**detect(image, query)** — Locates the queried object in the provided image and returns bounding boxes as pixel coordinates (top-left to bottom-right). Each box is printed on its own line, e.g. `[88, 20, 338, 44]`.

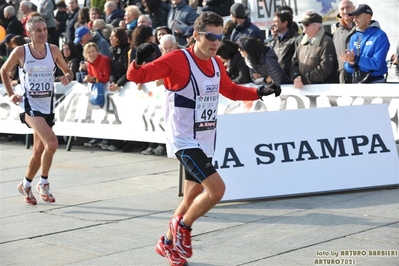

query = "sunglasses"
[198, 32, 224, 41]
[302, 22, 313, 27]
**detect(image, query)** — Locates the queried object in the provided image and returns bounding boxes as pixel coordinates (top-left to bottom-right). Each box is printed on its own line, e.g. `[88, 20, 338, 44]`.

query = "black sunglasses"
[198, 32, 224, 41]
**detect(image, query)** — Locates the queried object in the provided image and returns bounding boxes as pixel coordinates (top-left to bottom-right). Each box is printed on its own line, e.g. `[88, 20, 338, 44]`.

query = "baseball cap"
[182, 26, 194, 37]
[0, 33, 15, 45]
[74, 26, 90, 44]
[299, 11, 323, 24]
[348, 4, 373, 16]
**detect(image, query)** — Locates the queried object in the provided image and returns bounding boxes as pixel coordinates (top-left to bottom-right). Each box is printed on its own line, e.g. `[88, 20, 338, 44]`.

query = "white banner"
[214, 104, 399, 201]
[1, 82, 398, 142]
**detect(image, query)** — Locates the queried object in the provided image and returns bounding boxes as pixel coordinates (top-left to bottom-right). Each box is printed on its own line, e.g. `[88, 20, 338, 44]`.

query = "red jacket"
[87, 54, 111, 83]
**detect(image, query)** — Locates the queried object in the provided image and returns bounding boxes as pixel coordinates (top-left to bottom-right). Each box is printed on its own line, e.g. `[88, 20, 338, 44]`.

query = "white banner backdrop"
[1, 82, 398, 141]
[213, 104, 399, 201]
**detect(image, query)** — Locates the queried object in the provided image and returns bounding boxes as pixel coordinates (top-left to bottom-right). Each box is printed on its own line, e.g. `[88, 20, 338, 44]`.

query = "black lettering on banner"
[348, 135, 369, 155]
[218, 147, 245, 169]
[255, 143, 275, 165]
[296, 141, 319, 161]
[256, 0, 299, 19]
[102, 94, 122, 125]
[369, 134, 390, 154]
[318, 137, 349, 158]
[274, 142, 295, 162]
[141, 104, 164, 132]
[56, 92, 80, 122]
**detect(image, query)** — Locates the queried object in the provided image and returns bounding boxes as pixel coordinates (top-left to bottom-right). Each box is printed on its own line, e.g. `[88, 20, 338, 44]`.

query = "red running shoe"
[36, 183, 56, 202]
[170, 215, 192, 258]
[155, 236, 188, 266]
[17, 182, 37, 205]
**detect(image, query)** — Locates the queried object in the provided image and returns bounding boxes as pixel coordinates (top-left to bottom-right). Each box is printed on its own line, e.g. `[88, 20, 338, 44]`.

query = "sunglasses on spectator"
[302, 23, 313, 27]
[198, 32, 224, 41]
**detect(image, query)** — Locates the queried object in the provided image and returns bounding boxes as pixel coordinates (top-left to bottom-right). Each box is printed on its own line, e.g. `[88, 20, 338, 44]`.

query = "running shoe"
[36, 183, 56, 202]
[155, 236, 188, 266]
[18, 182, 37, 205]
[170, 215, 192, 258]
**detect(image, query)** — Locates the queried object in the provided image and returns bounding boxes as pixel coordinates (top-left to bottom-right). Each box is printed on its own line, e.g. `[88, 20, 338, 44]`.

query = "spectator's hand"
[108, 82, 119, 92]
[257, 83, 281, 99]
[392, 54, 398, 65]
[340, 49, 355, 64]
[119, 20, 126, 28]
[137, 83, 143, 90]
[83, 75, 94, 83]
[79, 62, 87, 71]
[136, 43, 155, 65]
[293, 76, 304, 88]
[252, 72, 262, 79]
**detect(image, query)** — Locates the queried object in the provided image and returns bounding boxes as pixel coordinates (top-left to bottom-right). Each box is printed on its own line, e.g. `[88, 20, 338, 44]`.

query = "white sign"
[213, 104, 399, 201]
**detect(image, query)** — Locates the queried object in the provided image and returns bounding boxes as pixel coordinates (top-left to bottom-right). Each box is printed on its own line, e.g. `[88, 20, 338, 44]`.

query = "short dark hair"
[216, 40, 239, 60]
[194, 11, 224, 32]
[237, 36, 270, 67]
[274, 10, 293, 29]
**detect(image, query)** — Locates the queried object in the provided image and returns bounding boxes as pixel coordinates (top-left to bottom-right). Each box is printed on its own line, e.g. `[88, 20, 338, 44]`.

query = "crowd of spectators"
[0, 0, 396, 152]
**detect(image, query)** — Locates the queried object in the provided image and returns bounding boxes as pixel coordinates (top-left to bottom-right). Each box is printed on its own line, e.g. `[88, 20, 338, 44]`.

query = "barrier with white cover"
[0, 82, 398, 201]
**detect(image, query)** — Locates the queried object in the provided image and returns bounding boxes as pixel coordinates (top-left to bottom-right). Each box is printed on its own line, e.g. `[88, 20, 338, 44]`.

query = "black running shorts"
[175, 148, 216, 184]
[20, 111, 55, 128]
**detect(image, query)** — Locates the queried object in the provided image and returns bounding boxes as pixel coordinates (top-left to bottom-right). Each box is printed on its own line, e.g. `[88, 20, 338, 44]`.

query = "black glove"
[257, 83, 281, 99]
[136, 43, 155, 65]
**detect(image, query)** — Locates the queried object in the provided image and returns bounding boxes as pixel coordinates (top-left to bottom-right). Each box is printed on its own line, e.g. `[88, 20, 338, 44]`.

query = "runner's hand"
[257, 84, 282, 99]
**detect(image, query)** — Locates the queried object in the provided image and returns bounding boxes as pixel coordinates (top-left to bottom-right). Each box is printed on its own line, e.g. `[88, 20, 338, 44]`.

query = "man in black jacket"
[4, 6, 23, 36]
[271, 10, 298, 78]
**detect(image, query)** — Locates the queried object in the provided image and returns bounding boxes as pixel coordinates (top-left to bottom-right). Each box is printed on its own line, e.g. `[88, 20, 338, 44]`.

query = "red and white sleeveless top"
[164, 49, 221, 158]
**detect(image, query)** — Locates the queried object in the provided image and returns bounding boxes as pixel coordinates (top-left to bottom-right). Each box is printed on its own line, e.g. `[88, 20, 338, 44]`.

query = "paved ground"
[1, 140, 398, 266]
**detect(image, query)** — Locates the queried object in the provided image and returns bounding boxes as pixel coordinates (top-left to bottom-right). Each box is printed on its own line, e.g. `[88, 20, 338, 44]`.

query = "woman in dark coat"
[216, 40, 251, 84]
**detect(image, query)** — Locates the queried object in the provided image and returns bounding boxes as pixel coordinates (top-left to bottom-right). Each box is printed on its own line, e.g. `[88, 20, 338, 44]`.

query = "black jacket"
[65, 8, 79, 42]
[6, 16, 23, 36]
[110, 44, 130, 87]
[272, 27, 298, 78]
[202, 0, 232, 17]
[228, 52, 251, 84]
[106, 9, 125, 28]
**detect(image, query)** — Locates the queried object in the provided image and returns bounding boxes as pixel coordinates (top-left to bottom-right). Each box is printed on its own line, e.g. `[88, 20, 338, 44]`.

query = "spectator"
[74, 7, 90, 30]
[333, 0, 356, 83]
[340, 4, 390, 83]
[167, 0, 198, 46]
[81, 42, 112, 149]
[271, 9, 299, 78]
[277, 5, 300, 34]
[137, 14, 152, 27]
[0, 0, 9, 28]
[222, 19, 235, 41]
[229, 3, 264, 43]
[202, 0, 232, 17]
[9, 35, 26, 86]
[104, 0, 124, 28]
[0, 33, 15, 58]
[74, 26, 112, 58]
[238, 36, 291, 85]
[182, 25, 193, 46]
[4, 6, 23, 36]
[216, 39, 251, 84]
[155, 25, 172, 45]
[60, 41, 82, 80]
[65, 0, 80, 43]
[120, 5, 141, 30]
[129, 25, 161, 63]
[54, 1, 69, 46]
[19, 0, 33, 37]
[88, 7, 102, 30]
[142, 0, 170, 29]
[38, 0, 57, 46]
[291, 11, 338, 88]
[108, 27, 129, 92]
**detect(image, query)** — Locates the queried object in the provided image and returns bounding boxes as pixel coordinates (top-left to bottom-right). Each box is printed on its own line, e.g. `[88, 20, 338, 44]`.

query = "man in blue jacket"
[340, 4, 390, 83]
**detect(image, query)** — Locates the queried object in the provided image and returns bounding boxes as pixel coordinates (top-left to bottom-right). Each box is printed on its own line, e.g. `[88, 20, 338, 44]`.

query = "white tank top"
[19, 43, 56, 114]
[164, 49, 221, 158]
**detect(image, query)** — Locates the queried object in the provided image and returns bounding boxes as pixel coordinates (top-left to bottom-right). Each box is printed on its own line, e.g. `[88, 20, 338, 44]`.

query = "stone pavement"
[0, 141, 398, 266]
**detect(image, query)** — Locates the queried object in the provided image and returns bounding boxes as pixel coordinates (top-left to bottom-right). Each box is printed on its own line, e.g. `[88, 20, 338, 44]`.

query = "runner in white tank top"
[0, 17, 74, 206]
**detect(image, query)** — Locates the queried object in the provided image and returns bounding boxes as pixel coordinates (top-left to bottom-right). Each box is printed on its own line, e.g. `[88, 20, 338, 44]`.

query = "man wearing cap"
[333, 0, 356, 83]
[0, 33, 15, 56]
[74, 26, 111, 58]
[340, 4, 390, 83]
[229, 3, 264, 43]
[291, 10, 338, 88]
